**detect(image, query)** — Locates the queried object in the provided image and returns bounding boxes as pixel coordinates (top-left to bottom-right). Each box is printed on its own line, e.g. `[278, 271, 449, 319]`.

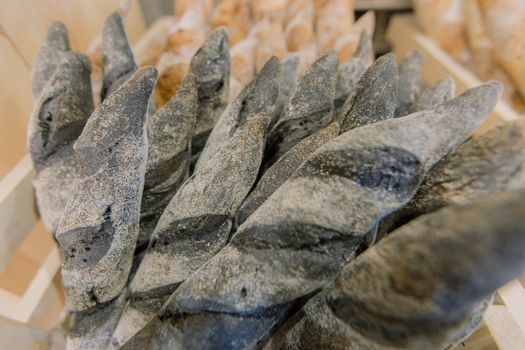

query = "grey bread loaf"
[138, 74, 198, 245]
[395, 51, 425, 117]
[265, 53, 339, 166]
[190, 27, 230, 158]
[271, 54, 300, 128]
[66, 290, 127, 350]
[266, 190, 525, 350]
[329, 189, 525, 349]
[31, 21, 71, 99]
[101, 12, 138, 101]
[412, 76, 455, 112]
[195, 56, 280, 171]
[235, 122, 340, 227]
[378, 120, 525, 238]
[334, 32, 371, 117]
[413, 120, 525, 210]
[55, 67, 157, 311]
[338, 53, 398, 133]
[28, 52, 94, 234]
[109, 113, 270, 349]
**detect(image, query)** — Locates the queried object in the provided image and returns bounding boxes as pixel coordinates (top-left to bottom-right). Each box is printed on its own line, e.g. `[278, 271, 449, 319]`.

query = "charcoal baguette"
[28, 52, 94, 235]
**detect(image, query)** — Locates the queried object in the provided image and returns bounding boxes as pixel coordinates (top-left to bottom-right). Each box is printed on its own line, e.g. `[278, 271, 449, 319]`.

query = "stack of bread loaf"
[414, 0, 525, 114]
[89, 0, 374, 108]
[26, 1, 525, 349]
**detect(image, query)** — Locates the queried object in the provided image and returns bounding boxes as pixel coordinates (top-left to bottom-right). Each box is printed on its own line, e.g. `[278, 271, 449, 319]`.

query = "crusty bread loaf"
[154, 53, 190, 107]
[211, 0, 251, 45]
[463, 0, 493, 80]
[414, 0, 470, 63]
[284, 0, 315, 51]
[334, 10, 374, 63]
[175, 0, 215, 20]
[134, 16, 176, 67]
[166, 3, 209, 58]
[316, 0, 354, 53]
[478, 0, 525, 101]
[255, 18, 288, 71]
[251, 0, 289, 21]
[230, 36, 257, 93]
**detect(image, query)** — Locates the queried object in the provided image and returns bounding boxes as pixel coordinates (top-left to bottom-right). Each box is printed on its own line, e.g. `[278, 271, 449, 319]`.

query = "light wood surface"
[0, 155, 37, 272]
[0, 316, 51, 349]
[11, 245, 60, 325]
[497, 281, 525, 337]
[485, 305, 525, 350]
[0, 24, 32, 178]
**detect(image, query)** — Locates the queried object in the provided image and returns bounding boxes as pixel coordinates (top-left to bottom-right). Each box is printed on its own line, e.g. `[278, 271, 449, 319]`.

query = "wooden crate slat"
[450, 325, 498, 350]
[0, 155, 37, 272]
[497, 280, 525, 337]
[0, 316, 50, 349]
[11, 246, 60, 324]
[0, 24, 33, 178]
[0, 0, 145, 64]
[387, 14, 521, 136]
[0, 289, 21, 317]
[484, 305, 525, 350]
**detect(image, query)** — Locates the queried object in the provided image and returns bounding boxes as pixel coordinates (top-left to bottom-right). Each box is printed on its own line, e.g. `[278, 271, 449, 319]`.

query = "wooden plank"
[17, 221, 54, 265]
[0, 155, 37, 272]
[26, 267, 64, 330]
[0, 220, 54, 297]
[0, 250, 39, 296]
[387, 14, 521, 136]
[450, 325, 497, 350]
[0, 24, 32, 178]
[0, 0, 62, 65]
[11, 246, 60, 324]
[0, 0, 145, 65]
[55, 0, 146, 48]
[0, 316, 50, 350]
[484, 305, 525, 350]
[497, 280, 525, 337]
[355, 0, 412, 11]
[0, 289, 20, 317]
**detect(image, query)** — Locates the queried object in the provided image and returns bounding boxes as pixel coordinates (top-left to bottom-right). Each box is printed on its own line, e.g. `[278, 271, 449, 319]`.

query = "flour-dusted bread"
[414, 0, 470, 63]
[334, 11, 375, 63]
[478, 0, 525, 101]
[316, 0, 354, 53]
